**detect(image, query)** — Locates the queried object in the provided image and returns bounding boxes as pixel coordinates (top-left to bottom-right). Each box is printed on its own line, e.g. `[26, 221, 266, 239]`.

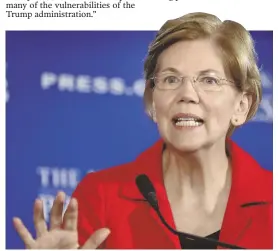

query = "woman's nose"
[176, 77, 200, 104]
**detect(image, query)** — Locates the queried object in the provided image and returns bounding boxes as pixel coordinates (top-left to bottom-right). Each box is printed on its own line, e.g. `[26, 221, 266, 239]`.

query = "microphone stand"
[155, 207, 245, 249]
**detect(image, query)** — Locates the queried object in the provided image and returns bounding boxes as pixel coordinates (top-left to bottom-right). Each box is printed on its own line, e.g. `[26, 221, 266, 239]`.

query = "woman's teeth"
[175, 121, 203, 127]
[174, 118, 203, 127]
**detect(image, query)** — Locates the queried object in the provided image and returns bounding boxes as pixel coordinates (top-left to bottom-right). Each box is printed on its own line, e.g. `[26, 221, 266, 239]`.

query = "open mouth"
[172, 114, 204, 128]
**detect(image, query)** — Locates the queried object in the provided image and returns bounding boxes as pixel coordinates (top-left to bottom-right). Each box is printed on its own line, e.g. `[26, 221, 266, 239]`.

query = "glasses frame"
[150, 74, 236, 92]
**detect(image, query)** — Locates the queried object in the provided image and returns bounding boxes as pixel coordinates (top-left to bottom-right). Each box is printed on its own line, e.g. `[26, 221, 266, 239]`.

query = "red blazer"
[72, 140, 273, 249]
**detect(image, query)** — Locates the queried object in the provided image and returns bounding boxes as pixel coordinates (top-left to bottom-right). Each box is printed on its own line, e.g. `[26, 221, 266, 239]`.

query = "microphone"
[135, 174, 245, 249]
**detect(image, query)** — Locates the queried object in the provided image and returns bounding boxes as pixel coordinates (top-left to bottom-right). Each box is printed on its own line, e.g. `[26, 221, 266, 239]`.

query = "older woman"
[13, 12, 272, 249]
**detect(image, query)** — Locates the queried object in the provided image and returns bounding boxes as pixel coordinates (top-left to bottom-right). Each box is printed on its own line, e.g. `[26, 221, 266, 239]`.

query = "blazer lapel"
[219, 193, 253, 248]
[219, 140, 273, 249]
[219, 198, 272, 248]
[119, 139, 181, 248]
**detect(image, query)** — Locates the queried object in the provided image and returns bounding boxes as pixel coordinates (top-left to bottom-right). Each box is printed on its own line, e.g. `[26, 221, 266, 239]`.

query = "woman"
[13, 12, 272, 249]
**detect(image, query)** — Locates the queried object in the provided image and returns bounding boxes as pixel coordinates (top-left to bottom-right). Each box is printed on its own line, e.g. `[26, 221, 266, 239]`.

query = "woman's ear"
[231, 92, 252, 126]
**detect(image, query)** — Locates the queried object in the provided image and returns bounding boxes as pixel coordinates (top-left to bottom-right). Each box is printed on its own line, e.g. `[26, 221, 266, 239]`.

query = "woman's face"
[152, 39, 249, 152]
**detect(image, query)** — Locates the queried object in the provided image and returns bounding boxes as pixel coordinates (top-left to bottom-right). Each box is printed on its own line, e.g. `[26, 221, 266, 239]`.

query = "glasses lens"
[196, 76, 221, 91]
[156, 75, 181, 90]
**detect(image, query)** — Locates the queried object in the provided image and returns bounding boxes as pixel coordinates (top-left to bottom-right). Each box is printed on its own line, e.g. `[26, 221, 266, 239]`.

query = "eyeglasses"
[150, 74, 236, 92]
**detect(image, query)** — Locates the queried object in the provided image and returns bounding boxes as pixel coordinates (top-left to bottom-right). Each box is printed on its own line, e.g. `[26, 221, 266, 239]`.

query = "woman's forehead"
[156, 40, 226, 75]
[157, 67, 224, 76]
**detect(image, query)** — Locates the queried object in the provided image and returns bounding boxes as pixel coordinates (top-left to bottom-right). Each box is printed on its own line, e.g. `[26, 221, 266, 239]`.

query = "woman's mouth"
[172, 113, 204, 128]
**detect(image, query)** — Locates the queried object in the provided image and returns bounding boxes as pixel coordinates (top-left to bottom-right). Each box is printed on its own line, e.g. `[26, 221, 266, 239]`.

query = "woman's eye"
[164, 76, 179, 84]
[200, 76, 218, 85]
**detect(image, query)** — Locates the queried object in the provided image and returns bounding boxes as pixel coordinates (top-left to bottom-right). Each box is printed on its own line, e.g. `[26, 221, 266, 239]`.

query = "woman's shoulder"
[230, 139, 272, 176]
[230, 139, 272, 200]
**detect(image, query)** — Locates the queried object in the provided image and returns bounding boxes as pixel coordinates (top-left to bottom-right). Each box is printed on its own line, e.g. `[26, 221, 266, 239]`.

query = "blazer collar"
[119, 139, 165, 201]
[228, 139, 272, 205]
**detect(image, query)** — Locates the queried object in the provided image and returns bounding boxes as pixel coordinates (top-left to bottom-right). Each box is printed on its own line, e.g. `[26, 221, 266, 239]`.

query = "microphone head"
[135, 174, 159, 211]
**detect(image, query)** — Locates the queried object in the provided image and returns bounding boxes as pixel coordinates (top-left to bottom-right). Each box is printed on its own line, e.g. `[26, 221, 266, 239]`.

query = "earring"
[233, 118, 238, 125]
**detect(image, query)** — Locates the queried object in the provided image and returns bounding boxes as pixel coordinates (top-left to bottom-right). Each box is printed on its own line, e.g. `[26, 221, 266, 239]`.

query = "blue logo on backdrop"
[40, 72, 145, 97]
[6, 31, 273, 249]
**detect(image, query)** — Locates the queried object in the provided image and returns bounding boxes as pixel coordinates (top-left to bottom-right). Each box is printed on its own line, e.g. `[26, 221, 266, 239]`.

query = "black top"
[179, 230, 221, 249]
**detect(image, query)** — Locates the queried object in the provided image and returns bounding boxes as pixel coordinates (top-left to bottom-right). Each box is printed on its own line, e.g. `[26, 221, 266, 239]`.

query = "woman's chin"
[166, 137, 204, 153]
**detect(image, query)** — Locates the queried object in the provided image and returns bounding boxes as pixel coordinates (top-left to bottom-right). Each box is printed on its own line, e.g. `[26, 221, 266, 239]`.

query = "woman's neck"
[163, 141, 232, 213]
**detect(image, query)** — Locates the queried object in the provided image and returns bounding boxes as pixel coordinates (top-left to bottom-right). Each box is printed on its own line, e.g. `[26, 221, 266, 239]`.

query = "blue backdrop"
[6, 31, 273, 249]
